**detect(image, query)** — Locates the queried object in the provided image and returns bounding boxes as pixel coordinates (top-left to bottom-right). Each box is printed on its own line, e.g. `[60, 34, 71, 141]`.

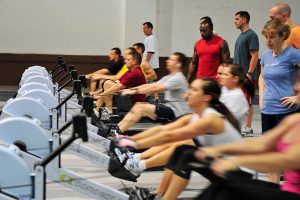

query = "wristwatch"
[247, 71, 253, 76]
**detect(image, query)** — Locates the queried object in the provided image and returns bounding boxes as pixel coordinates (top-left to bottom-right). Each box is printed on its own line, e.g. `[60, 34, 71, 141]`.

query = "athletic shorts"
[155, 104, 175, 120]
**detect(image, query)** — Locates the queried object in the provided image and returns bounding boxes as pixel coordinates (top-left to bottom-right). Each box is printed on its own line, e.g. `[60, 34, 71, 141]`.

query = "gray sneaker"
[242, 127, 254, 137]
[101, 107, 113, 120]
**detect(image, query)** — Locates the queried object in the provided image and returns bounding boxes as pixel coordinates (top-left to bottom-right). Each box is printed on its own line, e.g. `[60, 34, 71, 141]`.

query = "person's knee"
[103, 80, 114, 91]
[170, 142, 189, 151]
[173, 145, 196, 155]
[131, 103, 146, 112]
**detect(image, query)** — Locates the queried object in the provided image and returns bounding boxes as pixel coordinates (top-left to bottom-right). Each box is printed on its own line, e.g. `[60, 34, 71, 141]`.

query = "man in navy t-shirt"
[233, 11, 259, 136]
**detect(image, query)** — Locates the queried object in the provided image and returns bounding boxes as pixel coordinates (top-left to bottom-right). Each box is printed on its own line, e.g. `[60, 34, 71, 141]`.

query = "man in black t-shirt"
[86, 47, 124, 92]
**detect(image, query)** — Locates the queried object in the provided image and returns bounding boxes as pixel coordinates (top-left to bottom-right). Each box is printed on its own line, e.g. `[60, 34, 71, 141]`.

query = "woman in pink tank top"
[194, 71, 300, 198]
[277, 127, 300, 195]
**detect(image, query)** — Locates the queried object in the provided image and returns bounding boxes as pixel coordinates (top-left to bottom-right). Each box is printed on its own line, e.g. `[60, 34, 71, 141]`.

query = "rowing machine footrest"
[108, 156, 139, 182]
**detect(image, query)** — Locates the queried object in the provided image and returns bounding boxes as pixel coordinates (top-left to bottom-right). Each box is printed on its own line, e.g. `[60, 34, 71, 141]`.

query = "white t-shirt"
[220, 87, 249, 128]
[143, 34, 159, 69]
[195, 108, 242, 146]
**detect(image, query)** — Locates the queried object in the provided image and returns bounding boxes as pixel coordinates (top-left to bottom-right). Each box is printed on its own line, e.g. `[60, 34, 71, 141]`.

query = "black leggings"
[165, 145, 201, 179]
[165, 144, 226, 182]
[166, 145, 300, 200]
[261, 111, 296, 133]
[196, 176, 300, 200]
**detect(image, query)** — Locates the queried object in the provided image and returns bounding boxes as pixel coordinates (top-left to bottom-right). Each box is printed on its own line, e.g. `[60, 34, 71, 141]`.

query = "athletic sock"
[138, 160, 147, 171]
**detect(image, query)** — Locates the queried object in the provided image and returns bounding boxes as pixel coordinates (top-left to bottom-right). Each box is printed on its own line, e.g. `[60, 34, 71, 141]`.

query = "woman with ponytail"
[219, 63, 254, 128]
[117, 79, 243, 181]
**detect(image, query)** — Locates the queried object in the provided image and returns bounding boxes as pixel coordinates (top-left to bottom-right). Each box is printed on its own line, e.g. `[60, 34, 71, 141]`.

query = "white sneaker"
[125, 159, 144, 176]
[126, 152, 140, 161]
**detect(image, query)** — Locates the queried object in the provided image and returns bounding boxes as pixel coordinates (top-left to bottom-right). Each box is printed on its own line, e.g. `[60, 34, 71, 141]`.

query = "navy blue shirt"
[234, 29, 259, 79]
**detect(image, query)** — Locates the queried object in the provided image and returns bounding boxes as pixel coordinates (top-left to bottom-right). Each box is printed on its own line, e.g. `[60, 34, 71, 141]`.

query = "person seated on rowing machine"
[114, 63, 252, 178]
[90, 44, 157, 98]
[93, 50, 146, 120]
[116, 78, 246, 179]
[152, 71, 300, 200]
[101, 52, 192, 136]
[86, 47, 124, 93]
[89, 47, 135, 97]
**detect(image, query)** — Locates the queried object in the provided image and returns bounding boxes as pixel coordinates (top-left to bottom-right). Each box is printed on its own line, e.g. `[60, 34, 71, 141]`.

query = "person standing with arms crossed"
[233, 11, 259, 136]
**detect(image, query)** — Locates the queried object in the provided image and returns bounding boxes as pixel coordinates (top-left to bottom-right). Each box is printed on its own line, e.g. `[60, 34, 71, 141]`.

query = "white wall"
[0, 0, 299, 57]
[122, 0, 157, 50]
[0, 0, 123, 55]
[170, 0, 300, 57]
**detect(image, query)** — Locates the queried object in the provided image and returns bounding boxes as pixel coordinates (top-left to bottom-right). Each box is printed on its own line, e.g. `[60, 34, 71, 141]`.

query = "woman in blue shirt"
[259, 18, 300, 182]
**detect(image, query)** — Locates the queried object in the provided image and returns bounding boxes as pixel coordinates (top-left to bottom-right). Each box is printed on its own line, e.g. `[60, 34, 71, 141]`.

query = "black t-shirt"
[106, 58, 125, 75]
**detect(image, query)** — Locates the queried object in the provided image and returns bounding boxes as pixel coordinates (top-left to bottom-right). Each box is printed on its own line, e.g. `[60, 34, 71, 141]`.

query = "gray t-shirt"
[158, 72, 192, 117]
[233, 29, 259, 79]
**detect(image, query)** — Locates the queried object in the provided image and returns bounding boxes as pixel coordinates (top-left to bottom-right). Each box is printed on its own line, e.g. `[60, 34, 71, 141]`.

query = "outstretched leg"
[156, 144, 198, 199]
[140, 143, 173, 160]
[118, 103, 156, 132]
[145, 140, 195, 169]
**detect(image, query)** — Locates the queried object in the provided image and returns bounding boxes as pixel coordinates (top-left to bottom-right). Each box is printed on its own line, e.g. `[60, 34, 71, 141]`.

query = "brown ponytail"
[201, 78, 241, 132]
[223, 63, 255, 98]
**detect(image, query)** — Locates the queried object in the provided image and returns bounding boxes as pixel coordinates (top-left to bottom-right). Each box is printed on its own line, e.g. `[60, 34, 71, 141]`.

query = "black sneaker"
[97, 124, 109, 138]
[121, 186, 156, 200]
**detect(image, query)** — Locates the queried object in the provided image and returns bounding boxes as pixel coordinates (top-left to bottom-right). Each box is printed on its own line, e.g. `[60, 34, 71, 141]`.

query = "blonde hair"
[261, 19, 290, 40]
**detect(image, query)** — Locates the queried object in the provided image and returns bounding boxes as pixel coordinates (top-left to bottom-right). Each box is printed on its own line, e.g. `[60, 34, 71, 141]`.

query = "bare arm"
[121, 82, 157, 93]
[86, 68, 110, 78]
[134, 114, 224, 149]
[91, 74, 121, 81]
[248, 50, 259, 74]
[99, 82, 125, 96]
[145, 52, 153, 62]
[220, 40, 231, 63]
[228, 145, 300, 173]
[258, 66, 264, 110]
[196, 114, 297, 159]
[136, 82, 166, 94]
[131, 114, 192, 141]
[141, 60, 157, 80]
[280, 62, 300, 107]
[187, 48, 198, 82]
[121, 82, 166, 95]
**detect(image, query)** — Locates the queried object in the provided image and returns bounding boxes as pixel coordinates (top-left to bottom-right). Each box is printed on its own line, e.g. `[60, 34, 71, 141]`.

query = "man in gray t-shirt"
[157, 72, 191, 117]
[111, 52, 192, 134]
[233, 11, 259, 136]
